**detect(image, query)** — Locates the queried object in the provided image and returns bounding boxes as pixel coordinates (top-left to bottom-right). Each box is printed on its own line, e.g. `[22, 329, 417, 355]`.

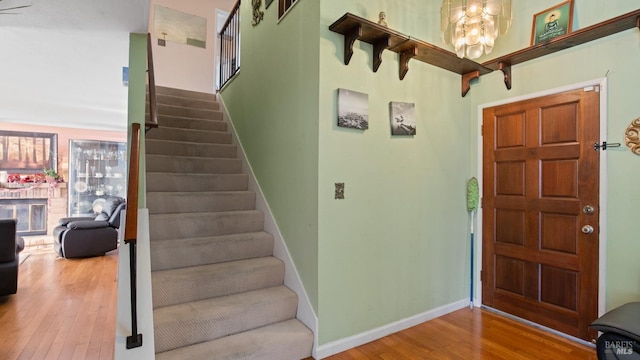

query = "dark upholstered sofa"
[53, 197, 125, 258]
[0, 219, 24, 296]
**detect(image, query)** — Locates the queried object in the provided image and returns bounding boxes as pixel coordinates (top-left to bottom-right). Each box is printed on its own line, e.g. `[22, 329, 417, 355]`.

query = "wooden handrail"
[146, 33, 158, 129]
[124, 123, 141, 243]
[220, 0, 240, 36]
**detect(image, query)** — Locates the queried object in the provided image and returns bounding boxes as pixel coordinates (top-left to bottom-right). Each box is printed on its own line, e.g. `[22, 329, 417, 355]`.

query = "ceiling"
[0, 0, 150, 132]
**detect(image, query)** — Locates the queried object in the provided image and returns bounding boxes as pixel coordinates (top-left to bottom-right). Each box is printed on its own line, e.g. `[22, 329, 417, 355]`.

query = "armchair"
[0, 219, 24, 296]
[53, 197, 125, 259]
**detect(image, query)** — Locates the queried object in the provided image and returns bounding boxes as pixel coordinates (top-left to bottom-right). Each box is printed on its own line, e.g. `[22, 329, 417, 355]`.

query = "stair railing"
[124, 122, 142, 349]
[218, 0, 241, 90]
[147, 32, 159, 130]
[122, 32, 158, 350]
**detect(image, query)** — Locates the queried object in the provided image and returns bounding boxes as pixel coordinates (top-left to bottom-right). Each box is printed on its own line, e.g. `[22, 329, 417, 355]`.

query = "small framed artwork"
[531, 0, 574, 45]
[389, 102, 416, 135]
[337, 88, 369, 130]
[265, 0, 274, 9]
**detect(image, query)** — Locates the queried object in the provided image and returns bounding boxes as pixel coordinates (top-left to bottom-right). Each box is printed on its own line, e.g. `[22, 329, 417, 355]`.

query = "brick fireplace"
[0, 183, 67, 237]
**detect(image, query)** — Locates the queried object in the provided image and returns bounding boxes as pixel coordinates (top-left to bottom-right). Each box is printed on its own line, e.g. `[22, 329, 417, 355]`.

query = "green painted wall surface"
[220, 1, 320, 310]
[319, 1, 472, 345]
[127, 33, 148, 207]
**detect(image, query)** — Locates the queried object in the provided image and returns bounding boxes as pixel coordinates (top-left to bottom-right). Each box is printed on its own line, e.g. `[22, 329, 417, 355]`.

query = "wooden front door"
[482, 87, 600, 341]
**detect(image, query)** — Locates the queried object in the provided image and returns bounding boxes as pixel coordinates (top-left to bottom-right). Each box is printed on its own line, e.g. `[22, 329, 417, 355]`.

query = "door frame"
[474, 77, 608, 319]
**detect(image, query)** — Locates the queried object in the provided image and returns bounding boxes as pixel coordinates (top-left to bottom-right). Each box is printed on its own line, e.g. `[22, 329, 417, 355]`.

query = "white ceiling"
[0, 0, 150, 132]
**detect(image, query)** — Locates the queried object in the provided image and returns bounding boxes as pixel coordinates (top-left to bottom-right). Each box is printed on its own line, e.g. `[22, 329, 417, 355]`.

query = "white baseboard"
[315, 299, 468, 359]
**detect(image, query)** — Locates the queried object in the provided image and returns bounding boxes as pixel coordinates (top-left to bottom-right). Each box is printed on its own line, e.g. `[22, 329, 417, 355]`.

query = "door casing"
[473, 78, 608, 321]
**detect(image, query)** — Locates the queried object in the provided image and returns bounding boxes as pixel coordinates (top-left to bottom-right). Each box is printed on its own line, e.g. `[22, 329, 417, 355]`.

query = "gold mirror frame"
[625, 118, 640, 155]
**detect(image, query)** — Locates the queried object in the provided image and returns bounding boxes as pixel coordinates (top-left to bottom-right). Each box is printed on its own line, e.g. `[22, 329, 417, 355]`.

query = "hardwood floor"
[0, 247, 597, 360]
[314, 308, 597, 360]
[0, 248, 118, 360]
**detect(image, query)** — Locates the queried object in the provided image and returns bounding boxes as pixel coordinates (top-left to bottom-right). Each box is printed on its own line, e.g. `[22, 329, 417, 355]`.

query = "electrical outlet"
[335, 182, 345, 199]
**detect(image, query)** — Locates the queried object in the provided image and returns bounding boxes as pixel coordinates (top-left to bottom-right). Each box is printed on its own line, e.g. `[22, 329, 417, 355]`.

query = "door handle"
[581, 225, 595, 234]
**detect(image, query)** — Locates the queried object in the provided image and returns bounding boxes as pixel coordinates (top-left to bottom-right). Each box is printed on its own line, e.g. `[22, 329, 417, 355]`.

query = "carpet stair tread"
[147, 191, 256, 214]
[153, 286, 298, 353]
[155, 319, 313, 360]
[150, 232, 274, 271]
[146, 172, 249, 192]
[152, 256, 284, 308]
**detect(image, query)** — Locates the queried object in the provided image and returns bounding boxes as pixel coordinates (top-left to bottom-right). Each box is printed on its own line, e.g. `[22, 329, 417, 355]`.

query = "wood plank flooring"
[0, 247, 597, 360]
[315, 307, 597, 360]
[0, 249, 118, 360]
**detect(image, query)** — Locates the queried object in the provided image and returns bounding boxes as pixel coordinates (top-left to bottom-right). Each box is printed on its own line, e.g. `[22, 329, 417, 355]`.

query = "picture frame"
[0, 131, 58, 173]
[531, 0, 574, 45]
[154, 5, 207, 49]
[389, 102, 416, 135]
[337, 88, 369, 130]
[265, 0, 274, 9]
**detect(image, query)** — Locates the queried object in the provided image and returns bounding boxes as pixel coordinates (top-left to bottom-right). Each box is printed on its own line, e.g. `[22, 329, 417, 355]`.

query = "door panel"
[482, 87, 600, 341]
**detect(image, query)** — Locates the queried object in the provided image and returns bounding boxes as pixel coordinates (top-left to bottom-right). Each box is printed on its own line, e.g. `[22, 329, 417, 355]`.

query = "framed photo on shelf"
[0, 131, 57, 173]
[531, 0, 574, 45]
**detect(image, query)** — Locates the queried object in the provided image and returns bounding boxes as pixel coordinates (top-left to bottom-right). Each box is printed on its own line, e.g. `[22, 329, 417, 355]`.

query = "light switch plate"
[335, 182, 345, 199]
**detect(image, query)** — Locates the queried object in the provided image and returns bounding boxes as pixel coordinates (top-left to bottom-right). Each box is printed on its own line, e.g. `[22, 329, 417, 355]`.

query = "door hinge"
[481, 125, 484, 136]
[480, 270, 483, 282]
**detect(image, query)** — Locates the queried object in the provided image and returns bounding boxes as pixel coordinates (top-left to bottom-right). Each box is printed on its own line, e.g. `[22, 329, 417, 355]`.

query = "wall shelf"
[329, 9, 640, 97]
[483, 9, 640, 91]
[329, 13, 492, 97]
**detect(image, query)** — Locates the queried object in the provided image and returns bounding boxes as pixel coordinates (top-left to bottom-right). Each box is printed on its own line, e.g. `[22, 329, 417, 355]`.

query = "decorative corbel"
[462, 71, 480, 97]
[343, 25, 362, 65]
[373, 35, 390, 72]
[498, 62, 512, 90]
[399, 47, 417, 80]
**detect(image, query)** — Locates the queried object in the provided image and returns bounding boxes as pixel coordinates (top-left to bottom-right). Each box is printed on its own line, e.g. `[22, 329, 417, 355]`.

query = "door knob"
[581, 225, 594, 234]
[583, 205, 595, 215]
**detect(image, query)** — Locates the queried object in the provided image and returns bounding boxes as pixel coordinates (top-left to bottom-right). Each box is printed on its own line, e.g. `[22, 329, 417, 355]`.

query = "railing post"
[125, 239, 142, 349]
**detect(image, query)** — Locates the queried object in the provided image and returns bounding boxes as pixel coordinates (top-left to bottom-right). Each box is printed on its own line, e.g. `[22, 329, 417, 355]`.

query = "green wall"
[219, 1, 321, 310]
[319, 1, 471, 345]
[223, 0, 640, 349]
[127, 33, 148, 207]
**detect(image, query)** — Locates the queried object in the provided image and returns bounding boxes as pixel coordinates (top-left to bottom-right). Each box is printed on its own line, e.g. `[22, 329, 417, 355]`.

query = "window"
[278, 0, 298, 18]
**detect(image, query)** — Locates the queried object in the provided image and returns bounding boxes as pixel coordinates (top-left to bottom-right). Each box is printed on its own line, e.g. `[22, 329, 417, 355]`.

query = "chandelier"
[441, 0, 512, 59]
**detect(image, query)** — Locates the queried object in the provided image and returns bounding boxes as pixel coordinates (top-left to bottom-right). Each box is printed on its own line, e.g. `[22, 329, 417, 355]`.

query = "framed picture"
[531, 0, 574, 45]
[389, 102, 416, 135]
[265, 0, 274, 9]
[0, 131, 58, 173]
[337, 88, 369, 130]
[154, 5, 207, 48]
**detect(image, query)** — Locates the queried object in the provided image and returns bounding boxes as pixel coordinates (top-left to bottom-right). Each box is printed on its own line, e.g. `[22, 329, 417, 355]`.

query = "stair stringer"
[217, 94, 318, 357]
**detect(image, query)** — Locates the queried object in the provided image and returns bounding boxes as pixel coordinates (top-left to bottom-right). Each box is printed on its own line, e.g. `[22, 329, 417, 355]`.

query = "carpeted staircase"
[146, 86, 313, 359]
